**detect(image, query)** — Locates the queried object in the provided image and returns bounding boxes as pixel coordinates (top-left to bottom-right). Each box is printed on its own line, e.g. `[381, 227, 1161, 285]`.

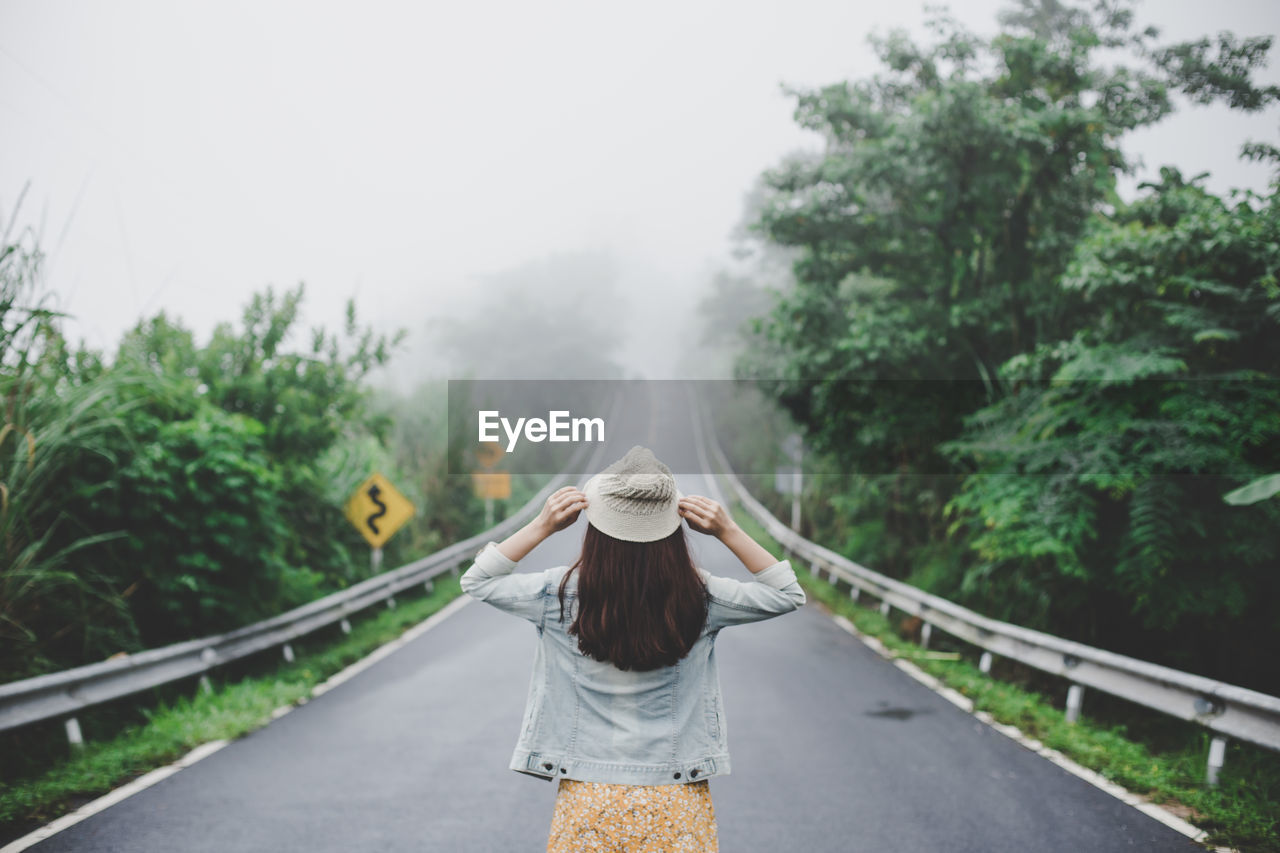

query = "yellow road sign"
[476, 441, 504, 469]
[472, 471, 511, 500]
[345, 473, 415, 549]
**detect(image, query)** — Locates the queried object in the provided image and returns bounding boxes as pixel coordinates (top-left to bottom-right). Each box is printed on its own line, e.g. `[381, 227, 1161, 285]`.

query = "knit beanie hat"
[583, 445, 685, 543]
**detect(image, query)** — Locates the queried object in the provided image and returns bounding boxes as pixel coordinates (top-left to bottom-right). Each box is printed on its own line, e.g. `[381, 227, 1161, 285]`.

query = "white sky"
[2, 0, 1277, 382]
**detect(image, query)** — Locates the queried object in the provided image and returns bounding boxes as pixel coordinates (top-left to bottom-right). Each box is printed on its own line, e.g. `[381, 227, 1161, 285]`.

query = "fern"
[1115, 475, 1181, 616]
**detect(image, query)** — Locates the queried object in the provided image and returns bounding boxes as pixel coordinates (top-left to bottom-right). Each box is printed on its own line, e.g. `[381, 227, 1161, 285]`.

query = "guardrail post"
[810, 562, 819, 577]
[828, 570, 839, 585]
[1066, 684, 1085, 724]
[979, 651, 993, 674]
[850, 586, 860, 603]
[198, 675, 213, 696]
[920, 623, 932, 651]
[879, 600, 891, 618]
[424, 579, 434, 594]
[282, 643, 295, 663]
[386, 596, 397, 610]
[1207, 736, 1227, 786]
[65, 716, 84, 751]
[340, 618, 352, 634]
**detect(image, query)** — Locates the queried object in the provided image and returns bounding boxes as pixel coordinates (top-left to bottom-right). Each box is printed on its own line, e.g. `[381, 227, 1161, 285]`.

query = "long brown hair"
[558, 522, 709, 672]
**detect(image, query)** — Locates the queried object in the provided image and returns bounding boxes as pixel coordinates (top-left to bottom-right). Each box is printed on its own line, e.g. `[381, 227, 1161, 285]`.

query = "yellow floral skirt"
[546, 778, 718, 853]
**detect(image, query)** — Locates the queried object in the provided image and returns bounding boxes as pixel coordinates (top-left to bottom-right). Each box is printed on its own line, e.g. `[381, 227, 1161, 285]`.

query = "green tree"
[724, 0, 1280, 688]
[71, 397, 312, 644]
[2, 270, 409, 676]
[939, 169, 1280, 687]
[112, 286, 406, 597]
[745, 0, 1277, 465]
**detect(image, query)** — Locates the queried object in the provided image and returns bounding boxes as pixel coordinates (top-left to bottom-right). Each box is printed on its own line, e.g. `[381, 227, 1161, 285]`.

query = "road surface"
[26, 384, 1203, 851]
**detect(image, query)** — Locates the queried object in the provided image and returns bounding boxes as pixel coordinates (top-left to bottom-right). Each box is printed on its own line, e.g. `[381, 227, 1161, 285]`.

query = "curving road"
[24, 385, 1203, 852]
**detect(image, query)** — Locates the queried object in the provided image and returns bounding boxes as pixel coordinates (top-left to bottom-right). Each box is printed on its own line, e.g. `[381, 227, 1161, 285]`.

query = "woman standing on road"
[461, 445, 806, 853]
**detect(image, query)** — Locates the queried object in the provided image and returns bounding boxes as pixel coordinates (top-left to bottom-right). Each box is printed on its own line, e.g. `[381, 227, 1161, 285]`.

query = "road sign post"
[473, 443, 511, 531]
[777, 433, 804, 532]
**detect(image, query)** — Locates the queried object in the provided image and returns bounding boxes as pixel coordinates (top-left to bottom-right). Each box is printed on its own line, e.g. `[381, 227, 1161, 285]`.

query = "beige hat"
[583, 445, 685, 542]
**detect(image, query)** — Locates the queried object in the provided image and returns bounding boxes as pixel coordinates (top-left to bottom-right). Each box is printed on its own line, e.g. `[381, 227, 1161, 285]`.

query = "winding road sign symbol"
[344, 473, 414, 548]
[366, 484, 387, 534]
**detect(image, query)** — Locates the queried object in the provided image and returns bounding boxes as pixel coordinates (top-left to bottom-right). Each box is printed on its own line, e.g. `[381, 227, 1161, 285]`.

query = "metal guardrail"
[692, 396, 1280, 782]
[0, 440, 601, 736]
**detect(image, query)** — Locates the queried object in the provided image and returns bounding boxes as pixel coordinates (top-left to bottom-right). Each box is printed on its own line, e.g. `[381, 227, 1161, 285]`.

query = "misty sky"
[2, 0, 1277, 383]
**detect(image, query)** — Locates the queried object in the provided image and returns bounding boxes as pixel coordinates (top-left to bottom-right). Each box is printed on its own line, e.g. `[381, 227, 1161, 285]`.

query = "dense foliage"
[729, 0, 1280, 691]
[0, 235, 412, 680]
[939, 172, 1280, 683]
[0, 225, 576, 687]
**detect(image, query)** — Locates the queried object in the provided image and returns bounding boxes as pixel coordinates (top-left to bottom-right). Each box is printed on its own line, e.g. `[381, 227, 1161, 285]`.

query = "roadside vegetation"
[694, 0, 1280, 713]
[689, 4, 1280, 847]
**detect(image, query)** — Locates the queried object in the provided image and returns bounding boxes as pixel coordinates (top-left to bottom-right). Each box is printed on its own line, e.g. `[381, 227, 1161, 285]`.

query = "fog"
[2, 0, 1277, 385]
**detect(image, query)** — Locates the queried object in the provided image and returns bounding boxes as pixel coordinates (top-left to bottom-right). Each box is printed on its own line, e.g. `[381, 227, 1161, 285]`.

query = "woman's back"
[458, 445, 805, 852]
[464, 544, 802, 785]
[553, 598, 714, 768]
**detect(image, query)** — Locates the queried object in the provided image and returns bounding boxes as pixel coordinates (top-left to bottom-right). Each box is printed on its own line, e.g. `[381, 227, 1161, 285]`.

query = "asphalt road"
[26, 386, 1204, 851]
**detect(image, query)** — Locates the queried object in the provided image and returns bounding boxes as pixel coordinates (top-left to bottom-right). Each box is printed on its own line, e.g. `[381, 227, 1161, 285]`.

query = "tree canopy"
[727, 0, 1280, 690]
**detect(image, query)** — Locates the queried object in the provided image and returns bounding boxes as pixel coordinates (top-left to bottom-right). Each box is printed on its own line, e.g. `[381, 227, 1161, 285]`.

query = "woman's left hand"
[536, 486, 588, 536]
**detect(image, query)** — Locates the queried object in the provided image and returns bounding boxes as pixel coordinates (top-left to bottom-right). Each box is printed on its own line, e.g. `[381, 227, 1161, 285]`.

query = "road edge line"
[827, 609, 1235, 853]
[0, 594, 473, 853]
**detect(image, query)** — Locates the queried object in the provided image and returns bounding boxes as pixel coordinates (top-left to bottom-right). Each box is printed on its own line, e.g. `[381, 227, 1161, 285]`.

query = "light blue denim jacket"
[460, 540, 806, 786]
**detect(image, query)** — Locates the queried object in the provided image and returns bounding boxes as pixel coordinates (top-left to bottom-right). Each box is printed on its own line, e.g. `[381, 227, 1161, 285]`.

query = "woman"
[461, 445, 805, 852]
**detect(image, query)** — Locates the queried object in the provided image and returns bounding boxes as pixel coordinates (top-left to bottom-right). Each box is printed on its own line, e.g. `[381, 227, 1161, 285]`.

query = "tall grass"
[0, 211, 170, 680]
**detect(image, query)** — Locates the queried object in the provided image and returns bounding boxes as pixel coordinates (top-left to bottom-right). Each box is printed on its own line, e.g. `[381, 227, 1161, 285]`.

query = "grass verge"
[733, 507, 1279, 853]
[0, 574, 465, 846]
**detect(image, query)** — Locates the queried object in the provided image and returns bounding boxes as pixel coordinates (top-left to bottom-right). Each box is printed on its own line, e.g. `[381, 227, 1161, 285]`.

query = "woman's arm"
[678, 495, 778, 573]
[459, 485, 589, 625]
[494, 485, 588, 562]
[680, 494, 805, 631]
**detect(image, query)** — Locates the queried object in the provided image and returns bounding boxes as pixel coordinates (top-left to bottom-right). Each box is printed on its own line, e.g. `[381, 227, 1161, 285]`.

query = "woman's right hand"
[678, 495, 737, 539]
[536, 486, 588, 536]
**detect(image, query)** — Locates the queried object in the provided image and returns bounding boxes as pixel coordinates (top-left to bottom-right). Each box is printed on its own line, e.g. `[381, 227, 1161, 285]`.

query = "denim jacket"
[460, 540, 806, 786]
